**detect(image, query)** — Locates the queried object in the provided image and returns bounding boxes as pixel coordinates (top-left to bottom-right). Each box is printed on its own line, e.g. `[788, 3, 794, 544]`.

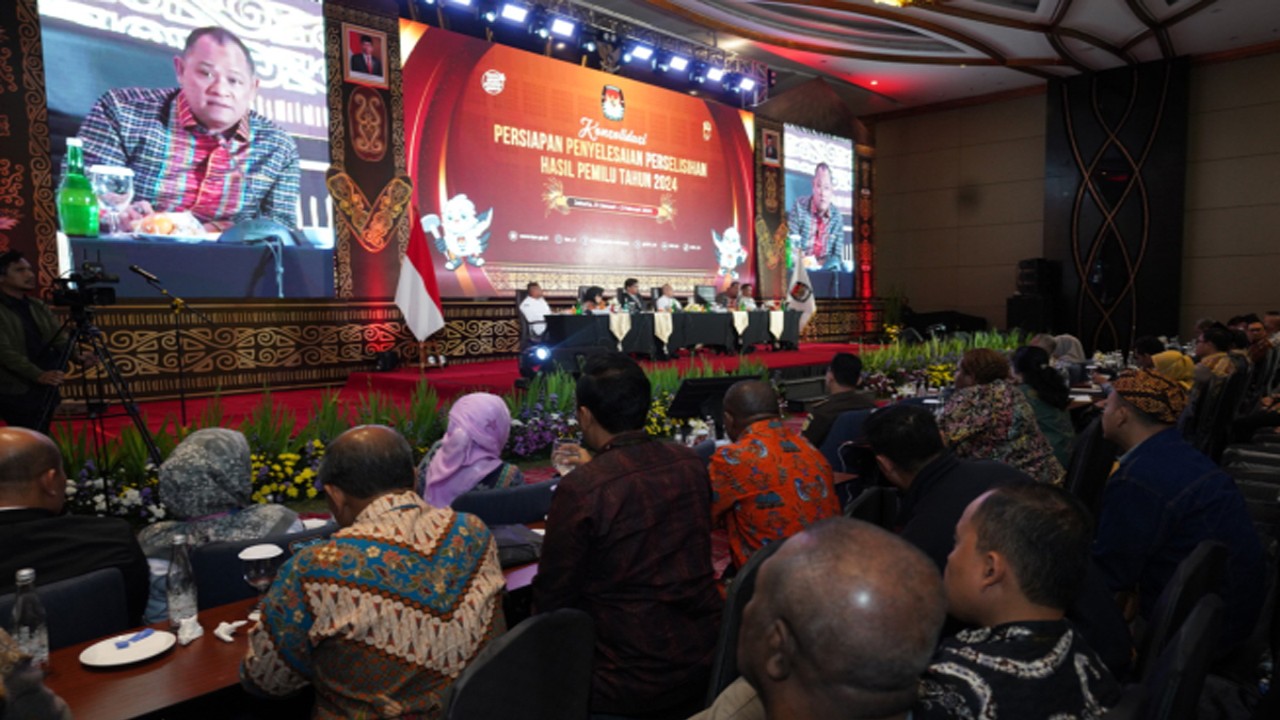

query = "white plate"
[79, 630, 177, 668]
[300, 518, 330, 530]
[239, 543, 284, 561]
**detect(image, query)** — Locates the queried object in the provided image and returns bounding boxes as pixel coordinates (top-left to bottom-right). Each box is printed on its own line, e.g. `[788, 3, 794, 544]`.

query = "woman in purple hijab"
[419, 392, 523, 507]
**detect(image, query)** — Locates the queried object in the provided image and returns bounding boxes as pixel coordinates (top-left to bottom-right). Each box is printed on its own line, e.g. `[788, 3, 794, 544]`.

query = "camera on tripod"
[51, 262, 119, 308]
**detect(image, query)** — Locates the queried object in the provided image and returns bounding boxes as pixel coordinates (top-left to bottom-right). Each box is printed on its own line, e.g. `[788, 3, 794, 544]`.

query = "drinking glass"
[239, 544, 285, 595]
[552, 437, 583, 477]
[88, 165, 135, 235]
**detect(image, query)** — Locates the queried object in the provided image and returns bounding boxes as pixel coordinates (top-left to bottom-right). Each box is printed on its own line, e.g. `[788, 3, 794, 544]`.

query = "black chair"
[705, 539, 785, 706]
[1136, 540, 1228, 680]
[1101, 684, 1147, 720]
[190, 521, 338, 609]
[0, 568, 129, 651]
[1064, 416, 1118, 519]
[1143, 595, 1224, 720]
[451, 480, 556, 527]
[445, 608, 594, 720]
[842, 485, 899, 529]
[817, 409, 873, 472]
[1250, 540, 1280, 720]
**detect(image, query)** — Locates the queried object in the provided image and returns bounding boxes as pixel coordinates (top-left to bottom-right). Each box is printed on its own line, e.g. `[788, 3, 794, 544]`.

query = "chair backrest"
[1064, 416, 1118, 518]
[842, 486, 899, 528]
[818, 409, 873, 471]
[1204, 370, 1250, 462]
[514, 289, 532, 348]
[0, 568, 129, 651]
[1137, 540, 1228, 680]
[446, 608, 594, 720]
[190, 521, 338, 609]
[450, 481, 556, 527]
[1142, 595, 1223, 720]
[1101, 684, 1147, 720]
[705, 539, 785, 706]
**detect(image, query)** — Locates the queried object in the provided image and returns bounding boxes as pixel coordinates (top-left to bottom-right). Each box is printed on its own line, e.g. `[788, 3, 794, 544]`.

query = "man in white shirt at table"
[656, 283, 681, 312]
[519, 282, 552, 342]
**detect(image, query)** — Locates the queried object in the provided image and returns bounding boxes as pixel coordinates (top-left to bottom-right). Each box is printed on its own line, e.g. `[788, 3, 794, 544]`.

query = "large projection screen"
[401, 22, 756, 299]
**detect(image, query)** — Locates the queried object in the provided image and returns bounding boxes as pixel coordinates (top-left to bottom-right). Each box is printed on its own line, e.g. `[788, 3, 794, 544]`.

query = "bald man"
[697, 518, 946, 720]
[710, 381, 837, 573]
[0, 427, 149, 623]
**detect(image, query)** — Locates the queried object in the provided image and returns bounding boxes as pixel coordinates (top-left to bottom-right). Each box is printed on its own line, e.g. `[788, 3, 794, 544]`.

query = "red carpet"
[52, 342, 876, 440]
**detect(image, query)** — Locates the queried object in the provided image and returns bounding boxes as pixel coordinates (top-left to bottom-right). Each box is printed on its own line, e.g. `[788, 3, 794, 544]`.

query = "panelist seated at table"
[738, 283, 759, 310]
[714, 281, 741, 309]
[581, 285, 609, 313]
[618, 278, 647, 314]
[518, 282, 553, 341]
[77, 26, 301, 234]
[655, 283, 681, 312]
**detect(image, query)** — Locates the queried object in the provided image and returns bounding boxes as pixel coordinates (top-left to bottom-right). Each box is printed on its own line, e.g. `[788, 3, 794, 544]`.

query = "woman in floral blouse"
[938, 348, 1065, 484]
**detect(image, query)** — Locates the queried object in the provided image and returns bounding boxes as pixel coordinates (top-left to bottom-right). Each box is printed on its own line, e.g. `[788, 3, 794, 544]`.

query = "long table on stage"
[543, 310, 800, 356]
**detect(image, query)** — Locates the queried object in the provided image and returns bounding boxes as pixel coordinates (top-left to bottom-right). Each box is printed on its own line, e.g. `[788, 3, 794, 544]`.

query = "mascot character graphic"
[421, 194, 493, 270]
[712, 226, 748, 279]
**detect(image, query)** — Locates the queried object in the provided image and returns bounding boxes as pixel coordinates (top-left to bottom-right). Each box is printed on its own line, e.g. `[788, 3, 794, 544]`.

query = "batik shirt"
[916, 620, 1121, 720]
[710, 419, 838, 570]
[78, 88, 300, 229]
[242, 491, 505, 719]
[938, 380, 1065, 485]
[787, 195, 842, 263]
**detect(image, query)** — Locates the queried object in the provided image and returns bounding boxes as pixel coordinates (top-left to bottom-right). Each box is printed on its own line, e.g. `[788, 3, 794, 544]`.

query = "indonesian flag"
[395, 208, 445, 341]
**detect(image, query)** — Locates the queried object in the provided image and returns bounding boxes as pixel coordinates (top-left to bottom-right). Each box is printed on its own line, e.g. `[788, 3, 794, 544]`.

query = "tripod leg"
[83, 331, 163, 467]
[35, 320, 85, 433]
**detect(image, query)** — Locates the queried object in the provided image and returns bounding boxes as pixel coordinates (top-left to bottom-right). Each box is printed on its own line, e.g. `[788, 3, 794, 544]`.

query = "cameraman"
[0, 251, 92, 430]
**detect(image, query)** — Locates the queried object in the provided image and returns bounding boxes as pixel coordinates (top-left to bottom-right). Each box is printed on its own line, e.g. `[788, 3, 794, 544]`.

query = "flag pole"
[419, 342, 425, 373]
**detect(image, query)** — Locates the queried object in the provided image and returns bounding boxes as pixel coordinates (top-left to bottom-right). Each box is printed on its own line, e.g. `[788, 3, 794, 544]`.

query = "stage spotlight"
[580, 29, 598, 52]
[667, 55, 689, 72]
[625, 42, 654, 63]
[737, 76, 757, 92]
[692, 61, 708, 83]
[533, 346, 551, 361]
[499, 3, 529, 23]
[550, 17, 576, 38]
[706, 66, 726, 83]
[448, 0, 473, 6]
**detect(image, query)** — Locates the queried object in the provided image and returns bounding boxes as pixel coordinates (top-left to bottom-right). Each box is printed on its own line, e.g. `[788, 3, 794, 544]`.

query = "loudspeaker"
[1007, 295, 1054, 334]
[1017, 258, 1061, 297]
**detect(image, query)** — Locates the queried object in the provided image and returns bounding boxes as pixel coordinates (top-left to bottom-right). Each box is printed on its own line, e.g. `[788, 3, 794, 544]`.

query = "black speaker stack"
[1007, 258, 1060, 334]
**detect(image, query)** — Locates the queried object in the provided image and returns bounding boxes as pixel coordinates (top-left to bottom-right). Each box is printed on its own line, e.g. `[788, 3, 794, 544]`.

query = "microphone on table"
[129, 265, 161, 283]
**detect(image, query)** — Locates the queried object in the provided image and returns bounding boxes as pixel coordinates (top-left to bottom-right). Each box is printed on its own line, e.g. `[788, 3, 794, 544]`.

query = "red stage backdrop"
[400, 21, 755, 298]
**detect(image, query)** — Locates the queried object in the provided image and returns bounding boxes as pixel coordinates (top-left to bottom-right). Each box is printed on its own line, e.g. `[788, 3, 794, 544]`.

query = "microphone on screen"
[129, 264, 161, 283]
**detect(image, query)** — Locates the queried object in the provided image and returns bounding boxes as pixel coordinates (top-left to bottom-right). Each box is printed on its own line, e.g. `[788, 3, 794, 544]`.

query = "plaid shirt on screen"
[78, 88, 300, 229]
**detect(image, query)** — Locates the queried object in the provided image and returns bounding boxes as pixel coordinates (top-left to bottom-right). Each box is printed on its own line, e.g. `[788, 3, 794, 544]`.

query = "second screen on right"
[784, 124, 854, 298]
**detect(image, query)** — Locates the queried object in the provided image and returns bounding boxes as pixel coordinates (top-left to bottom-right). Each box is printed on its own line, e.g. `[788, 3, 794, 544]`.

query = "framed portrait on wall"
[343, 23, 388, 89]
[761, 128, 781, 167]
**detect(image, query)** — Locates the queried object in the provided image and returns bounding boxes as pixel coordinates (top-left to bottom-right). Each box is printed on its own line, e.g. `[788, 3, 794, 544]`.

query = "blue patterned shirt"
[78, 87, 300, 229]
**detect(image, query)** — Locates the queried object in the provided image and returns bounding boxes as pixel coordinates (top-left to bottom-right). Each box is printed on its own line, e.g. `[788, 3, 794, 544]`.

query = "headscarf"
[1052, 335, 1087, 365]
[1152, 350, 1195, 391]
[1111, 369, 1188, 425]
[159, 428, 252, 519]
[424, 393, 511, 507]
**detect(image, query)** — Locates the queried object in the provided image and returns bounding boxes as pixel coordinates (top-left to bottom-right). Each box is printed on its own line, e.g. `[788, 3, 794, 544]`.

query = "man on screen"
[788, 162, 844, 272]
[350, 35, 383, 77]
[78, 26, 301, 232]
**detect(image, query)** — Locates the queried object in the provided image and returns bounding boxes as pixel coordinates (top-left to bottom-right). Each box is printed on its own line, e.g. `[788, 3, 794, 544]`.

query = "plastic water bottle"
[166, 535, 198, 628]
[12, 568, 48, 668]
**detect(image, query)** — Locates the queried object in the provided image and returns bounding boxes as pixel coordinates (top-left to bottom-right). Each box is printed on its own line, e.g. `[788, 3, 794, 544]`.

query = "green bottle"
[57, 138, 99, 237]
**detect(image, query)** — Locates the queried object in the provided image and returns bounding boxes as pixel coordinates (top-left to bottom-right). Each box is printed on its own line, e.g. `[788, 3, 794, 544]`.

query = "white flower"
[152, 506, 166, 519]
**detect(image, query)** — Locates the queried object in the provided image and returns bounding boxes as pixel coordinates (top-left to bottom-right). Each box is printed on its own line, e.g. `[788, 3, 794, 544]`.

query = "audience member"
[863, 404, 1032, 571]
[242, 425, 505, 717]
[1265, 310, 1280, 343]
[1193, 324, 1237, 380]
[1028, 333, 1057, 357]
[1246, 315, 1271, 365]
[140, 428, 299, 557]
[656, 283, 681, 312]
[418, 392, 523, 507]
[696, 518, 946, 720]
[0, 427, 149, 624]
[534, 353, 722, 719]
[1011, 345, 1075, 467]
[1052, 334, 1089, 384]
[1131, 335, 1165, 369]
[1093, 370, 1266, 651]
[938, 348, 1064, 484]
[801, 352, 875, 448]
[710, 380, 837, 574]
[619, 278, 646, 313]
[917, 485, 1121, 719]
[1152, 349, 1195, 391]
[0, 628, 71, 720]
[519, 281, 552, 341]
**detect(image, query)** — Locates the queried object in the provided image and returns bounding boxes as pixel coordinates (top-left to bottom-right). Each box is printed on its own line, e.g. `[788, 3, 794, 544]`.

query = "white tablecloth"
[653, 313, 674, 344]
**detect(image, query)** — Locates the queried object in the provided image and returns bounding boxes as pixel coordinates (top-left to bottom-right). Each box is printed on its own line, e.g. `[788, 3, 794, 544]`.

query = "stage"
[50, 342, 874, 438]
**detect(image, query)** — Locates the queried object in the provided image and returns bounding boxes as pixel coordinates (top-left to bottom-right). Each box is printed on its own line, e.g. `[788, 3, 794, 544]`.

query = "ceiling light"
[629, 43, 654, 61]
[550, 17, 576, 38]
[448, 0, 473, 6]
[500, 3, 529, 23]
[706, 66, 726, 83]
[668, 55, 689, 72]
[737, 76, 756, 92]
